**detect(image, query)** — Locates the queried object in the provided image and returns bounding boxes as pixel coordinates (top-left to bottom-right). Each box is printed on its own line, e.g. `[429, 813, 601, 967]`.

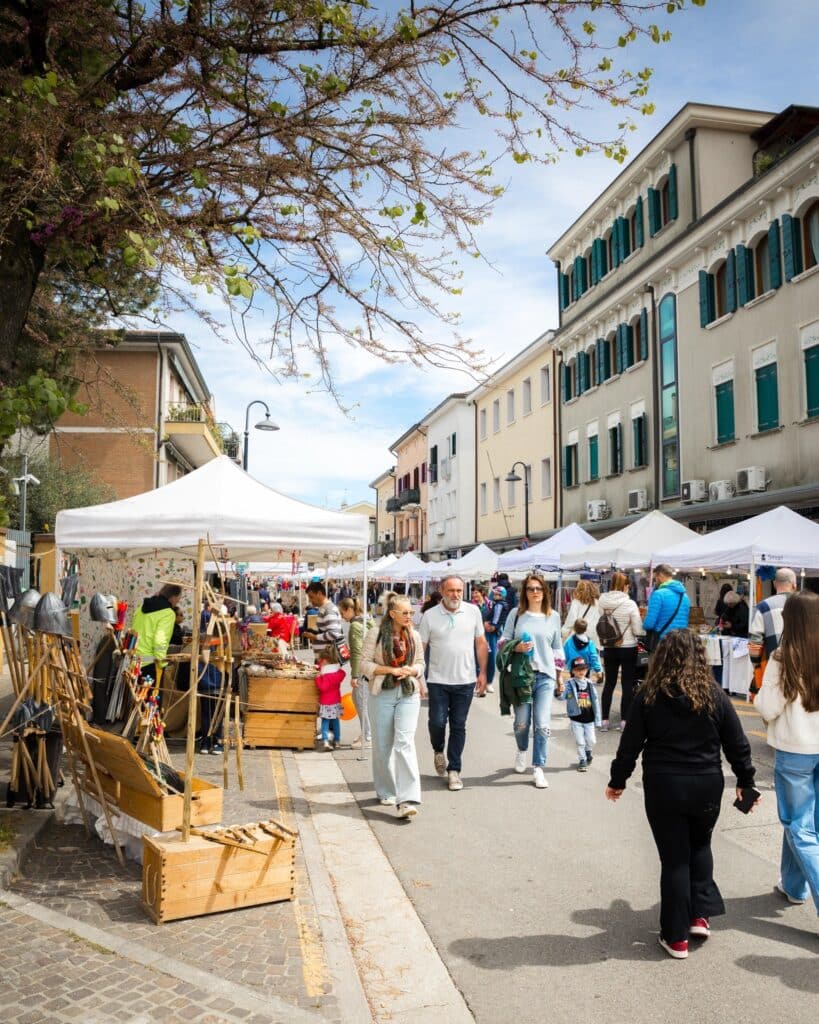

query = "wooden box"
[74, 724, 223, 832]
[142, 828, 295, 923]
[244, 711, 316, 750]
[247, 675, 318, 714]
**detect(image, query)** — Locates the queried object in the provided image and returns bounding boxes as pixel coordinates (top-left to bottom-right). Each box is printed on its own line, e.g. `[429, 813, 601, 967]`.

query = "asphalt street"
[336, 687, 817, 1024]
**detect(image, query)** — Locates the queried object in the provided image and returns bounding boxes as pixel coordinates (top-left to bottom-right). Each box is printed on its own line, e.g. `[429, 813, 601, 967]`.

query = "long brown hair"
[774, 591, 819, 713]
[519, 573, 552, 614]
[642, 629, 717, 714]
[610, 572, 629, 593]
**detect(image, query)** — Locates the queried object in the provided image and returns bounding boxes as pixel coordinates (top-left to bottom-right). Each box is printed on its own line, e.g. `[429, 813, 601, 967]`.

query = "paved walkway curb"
[0, 804, 56, 889]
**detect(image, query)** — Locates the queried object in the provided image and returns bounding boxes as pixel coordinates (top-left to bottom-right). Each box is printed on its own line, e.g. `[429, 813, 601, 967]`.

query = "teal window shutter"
[577, 353, 585, 395]
[590, 242, 598, 285]
[595, 338, 605, 385]
[610, 221, 620, 268]
[561, 363, 570, 403]
[668, 164, 678, 221]
[614, 325, 623, 374]
[573, 256, 581, 300]
[559, 272, 570, 310]
[635, 196, 645, 248]
[598, 237, 608, 278]
[618, 216, 630, 261]
[698, 270, 715, 327]
[736, 245, 752, 305]
[603, 337, 611, 380]
[579, 256, 588, 295]
[755, 362, 779, 432]
[806, 345, 819, 419]
[726, 249, 737, 313]
[768, 220, 782, 289]
[639, 308, 649, 361]
[715, 380, 735, 444]
[632, 414, 648, 467]
[588, 435, 599, 480]
[648, 187, 661, 236]
[562, 446, 570, 488]
[782, 213, 803, 281]
[625, 324, 635, 369]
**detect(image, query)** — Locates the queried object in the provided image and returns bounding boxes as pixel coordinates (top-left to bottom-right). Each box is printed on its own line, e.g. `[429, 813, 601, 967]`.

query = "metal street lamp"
[242, 399, 279, 471]
[505, 461, 530, 546]
[12, 453, 40, 533]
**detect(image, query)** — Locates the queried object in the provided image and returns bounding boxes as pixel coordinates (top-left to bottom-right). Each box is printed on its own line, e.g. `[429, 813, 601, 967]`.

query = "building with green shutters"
[547, 102, 819, 535]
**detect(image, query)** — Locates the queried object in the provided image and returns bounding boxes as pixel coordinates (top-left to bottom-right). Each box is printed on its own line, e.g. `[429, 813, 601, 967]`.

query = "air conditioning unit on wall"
[627, 489, 649, 513]
[587, 499, 611, 522]
[736, 466, 768, 493]
[681, 479, 707, 504]
[708, 479, 736, 502]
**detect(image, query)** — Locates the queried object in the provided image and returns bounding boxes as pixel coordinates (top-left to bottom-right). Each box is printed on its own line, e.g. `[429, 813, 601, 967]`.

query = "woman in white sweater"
[597, 572, 644, 731]
[755, 591, 819, 912]
[561, 579, 602, 646]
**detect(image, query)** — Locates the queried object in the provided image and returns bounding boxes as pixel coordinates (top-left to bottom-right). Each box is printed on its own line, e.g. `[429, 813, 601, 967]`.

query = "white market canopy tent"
[652, 505, 819, 572]
[373, 551, 431, 582]
[56, 455, 370, 561]
[560, 510, 698, 571]
[499, 523, 595, 572]
[438, 543, 498, 579]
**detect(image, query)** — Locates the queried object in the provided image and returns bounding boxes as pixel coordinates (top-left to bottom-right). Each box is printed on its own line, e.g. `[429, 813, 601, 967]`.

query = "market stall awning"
[652, 505, 819, 571]
[559, 510, 698, 571]
[433, 543, 498, 579]
[498, 523, 595, 572]
[56, 456, 369, 561]
[374, 552, 431, 581]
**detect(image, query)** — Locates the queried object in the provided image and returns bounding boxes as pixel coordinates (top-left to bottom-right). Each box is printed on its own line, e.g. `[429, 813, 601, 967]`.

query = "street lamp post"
[505, 461, 530, 546]
[242, 399, 280, 471]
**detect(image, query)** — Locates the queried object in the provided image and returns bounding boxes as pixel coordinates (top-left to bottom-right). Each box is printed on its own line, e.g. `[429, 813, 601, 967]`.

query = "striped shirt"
[748, 593, 790, 657]
[312, 599, 344, 653]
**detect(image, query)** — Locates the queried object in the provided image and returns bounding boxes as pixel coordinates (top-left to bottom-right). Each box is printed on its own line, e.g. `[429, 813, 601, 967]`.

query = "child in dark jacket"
[315, 650, 346, 750]
[558, 656, 602, 770]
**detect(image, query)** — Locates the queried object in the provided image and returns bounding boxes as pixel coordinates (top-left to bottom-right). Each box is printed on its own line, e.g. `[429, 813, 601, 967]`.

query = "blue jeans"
[513, 673, 555, 768]
[427, 683, 475, 773]
[774, 750, 819, 912]
[369, 688, 421, 804]
[321, 717, 341, 744]
[485, 633, 498, 686]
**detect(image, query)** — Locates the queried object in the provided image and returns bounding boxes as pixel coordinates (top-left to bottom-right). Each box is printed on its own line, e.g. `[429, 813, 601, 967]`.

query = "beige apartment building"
[473, 332, 558, 548]
[387, 424, 428, 553]
[52, 331, 239, 498]
[548, 102, 819, 533]
[369, 468, 396, 556]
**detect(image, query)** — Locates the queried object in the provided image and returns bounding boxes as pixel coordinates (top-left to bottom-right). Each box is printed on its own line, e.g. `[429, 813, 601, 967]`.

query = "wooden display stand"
[141, 822, 296, 923]
[244, 674, 318, 750]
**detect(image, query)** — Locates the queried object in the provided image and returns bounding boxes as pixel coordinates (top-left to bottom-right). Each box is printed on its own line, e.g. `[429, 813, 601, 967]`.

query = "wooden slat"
[247, 677, 319, 714]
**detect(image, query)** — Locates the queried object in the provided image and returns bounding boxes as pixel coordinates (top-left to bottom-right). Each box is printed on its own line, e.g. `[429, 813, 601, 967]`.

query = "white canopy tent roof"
[373, 552, 431, 582]
[56, 456, 370, 561]
[652, 505, 819, 572]
[560, 510, 699, 571]
[498, 524, 595, 572]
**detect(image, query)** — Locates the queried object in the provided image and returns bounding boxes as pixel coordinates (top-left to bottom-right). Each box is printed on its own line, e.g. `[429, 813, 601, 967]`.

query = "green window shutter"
[639, 307, 649, 361]
[579, 256, 588, 294]
[589, 435, 599, 480]
[698, 270, 715, 327]
[598, 237, 608, 278]
[768, 220, 782, 289]
[561, 363, 570, 404]
[618, 216, 630, 261]
[715, 380, 735, 444]
[562, 446, 570, 488]
[755, 362, 779, 432]
[648, 187, 661, 236]
[609, 424, 622, 474]
[572, 256, 581, 300]
[590, 241, 598, 286]
[614, 220, 623, 268]
[559, 272, 570, 311]
[632, 414, 647, 467]
[595, 338, 604, 385]
[782, 213, 803, 281]
[806, 345, 819, 419]
[736, 245, 750, 305]
[577, 354, 585, 395]
[635, 195, 645, 248]
[614, 325, 623, 374]
[625, 324, 635, 369]
[726, 249, 737, 313]
[602, 338, 611, 380]
[668, 164, 679, 221]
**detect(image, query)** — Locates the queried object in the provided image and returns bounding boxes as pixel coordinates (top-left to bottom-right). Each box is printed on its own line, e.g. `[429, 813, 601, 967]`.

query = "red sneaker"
[689, 917, 710, 938]
[658, 935, 689, 959]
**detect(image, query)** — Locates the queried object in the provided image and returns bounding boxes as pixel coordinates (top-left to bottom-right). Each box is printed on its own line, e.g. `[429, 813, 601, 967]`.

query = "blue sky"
[159, 0, 818, 509]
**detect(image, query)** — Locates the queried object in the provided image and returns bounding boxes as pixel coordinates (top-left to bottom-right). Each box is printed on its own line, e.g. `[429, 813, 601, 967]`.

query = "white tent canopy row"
[653, 505, 819, 572]
[560, 510, 699, 571]
[498, 523, 595, 572]
[56, 456, 370, 562]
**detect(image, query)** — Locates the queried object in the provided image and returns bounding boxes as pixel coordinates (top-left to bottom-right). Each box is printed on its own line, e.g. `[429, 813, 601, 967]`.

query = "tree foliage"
[1, 454, 115, 532]
[0, 0, 706, 409]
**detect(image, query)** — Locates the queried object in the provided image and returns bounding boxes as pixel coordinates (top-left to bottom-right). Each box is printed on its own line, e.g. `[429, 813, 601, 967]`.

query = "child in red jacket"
[315, 651, 346, 750]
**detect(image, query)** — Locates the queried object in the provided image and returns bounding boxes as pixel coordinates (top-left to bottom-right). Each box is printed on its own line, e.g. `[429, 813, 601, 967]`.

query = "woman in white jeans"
[361, 596, 426, 819]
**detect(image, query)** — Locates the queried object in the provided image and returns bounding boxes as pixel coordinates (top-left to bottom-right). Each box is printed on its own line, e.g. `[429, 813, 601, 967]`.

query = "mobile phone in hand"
[733, 787, 761, 814]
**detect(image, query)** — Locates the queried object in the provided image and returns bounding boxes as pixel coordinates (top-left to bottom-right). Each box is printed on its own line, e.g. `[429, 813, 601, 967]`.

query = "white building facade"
[424, 394, 476, 558]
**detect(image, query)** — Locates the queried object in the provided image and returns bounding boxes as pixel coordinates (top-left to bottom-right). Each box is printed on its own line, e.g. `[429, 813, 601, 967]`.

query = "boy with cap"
[558, 656, 602, 771]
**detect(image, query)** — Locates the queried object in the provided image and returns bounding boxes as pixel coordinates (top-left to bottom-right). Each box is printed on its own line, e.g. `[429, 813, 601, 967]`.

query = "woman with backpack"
[597, 572, 644, 731]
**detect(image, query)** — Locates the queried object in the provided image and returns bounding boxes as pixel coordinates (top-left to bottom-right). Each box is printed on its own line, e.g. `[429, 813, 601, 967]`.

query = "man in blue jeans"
[420, 575, 488, 792]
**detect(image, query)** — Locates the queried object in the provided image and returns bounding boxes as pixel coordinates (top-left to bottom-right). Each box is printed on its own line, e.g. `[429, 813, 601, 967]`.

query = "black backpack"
[597, 608, 623, 648]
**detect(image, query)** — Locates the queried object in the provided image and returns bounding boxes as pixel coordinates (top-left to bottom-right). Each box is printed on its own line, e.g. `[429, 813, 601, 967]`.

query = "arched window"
[659, 294, 680, 498]
[754, 233, 771, 294]
[804, 200, 819, 271]
[714, 260, 728, 317]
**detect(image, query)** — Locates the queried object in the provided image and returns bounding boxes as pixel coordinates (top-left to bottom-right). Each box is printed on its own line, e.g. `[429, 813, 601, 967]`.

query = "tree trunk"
[0, 218, 45, 389]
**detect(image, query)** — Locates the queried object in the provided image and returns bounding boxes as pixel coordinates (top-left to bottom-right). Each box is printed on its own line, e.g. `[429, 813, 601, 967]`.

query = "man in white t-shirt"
[419, 575, 488, 791]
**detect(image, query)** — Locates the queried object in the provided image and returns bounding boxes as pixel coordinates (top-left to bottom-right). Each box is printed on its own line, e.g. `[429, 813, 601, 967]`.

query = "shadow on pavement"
[735, 954, 819, 994]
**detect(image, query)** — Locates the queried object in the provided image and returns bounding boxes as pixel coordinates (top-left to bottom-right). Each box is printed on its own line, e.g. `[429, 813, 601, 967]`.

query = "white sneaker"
[379, 796, 396, 806]
[600, 720, 610, 731]
[533, 767, 548, 789]
[397, 803, 418, 819]
[486, 684, 495, 693]
[514, 750, 527, 774]
[448, 771, 463, 791]
[434, 752, 447, 777]
[774, 882, 805, 905]
[351, 736, 363, 748]
[322, 740, 333, 751]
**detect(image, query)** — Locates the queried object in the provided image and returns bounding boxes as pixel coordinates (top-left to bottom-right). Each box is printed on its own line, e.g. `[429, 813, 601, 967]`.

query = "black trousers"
[644, 774, 726, 942]
[601, 646, 638, 721]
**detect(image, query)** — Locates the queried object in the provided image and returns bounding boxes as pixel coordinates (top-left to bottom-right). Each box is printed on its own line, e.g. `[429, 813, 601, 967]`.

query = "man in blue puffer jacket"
[643, 564, 690, 637]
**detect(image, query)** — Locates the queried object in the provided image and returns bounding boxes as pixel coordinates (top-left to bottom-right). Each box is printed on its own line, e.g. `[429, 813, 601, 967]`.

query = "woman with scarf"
[361, 595, 426, 819]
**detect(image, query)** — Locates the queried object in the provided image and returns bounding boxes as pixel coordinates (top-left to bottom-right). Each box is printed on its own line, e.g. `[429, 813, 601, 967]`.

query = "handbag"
[643, 592, 684, 653]
[334, 637, 351, 663]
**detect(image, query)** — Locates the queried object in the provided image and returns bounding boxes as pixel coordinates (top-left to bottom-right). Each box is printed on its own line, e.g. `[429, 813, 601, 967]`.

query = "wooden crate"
[73, 724, 223, 832]
[142, 828, 295, 924]
[247, 675, 318, 714]
[244, 711, 316, 750]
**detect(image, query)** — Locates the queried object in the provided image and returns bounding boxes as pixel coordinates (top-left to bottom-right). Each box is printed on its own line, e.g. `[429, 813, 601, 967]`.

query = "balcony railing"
[385, 496, 401, 513]
[397, 487, 421, 508]
[398, 536, 415, 552]
[369, 540, 395, 557]
[166, 401, 212, 424]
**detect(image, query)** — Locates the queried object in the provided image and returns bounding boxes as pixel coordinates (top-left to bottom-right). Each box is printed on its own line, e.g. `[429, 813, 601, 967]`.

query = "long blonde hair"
[573, 579, 600, 604]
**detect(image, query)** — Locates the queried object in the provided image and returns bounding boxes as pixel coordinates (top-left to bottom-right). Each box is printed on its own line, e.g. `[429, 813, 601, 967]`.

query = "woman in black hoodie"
[606, 630, 758, 959]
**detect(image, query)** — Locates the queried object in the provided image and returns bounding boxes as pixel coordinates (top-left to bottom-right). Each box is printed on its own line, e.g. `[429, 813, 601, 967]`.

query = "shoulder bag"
[644, 592, 684, 654]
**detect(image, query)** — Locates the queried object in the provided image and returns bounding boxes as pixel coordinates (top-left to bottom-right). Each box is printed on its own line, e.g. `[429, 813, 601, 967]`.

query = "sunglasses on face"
[526, 586, 544, 592]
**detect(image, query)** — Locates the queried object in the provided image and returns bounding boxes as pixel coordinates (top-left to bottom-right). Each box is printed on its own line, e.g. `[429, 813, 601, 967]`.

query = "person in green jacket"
[340, 597, 370, 748]
[132, 584, 182, 691]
